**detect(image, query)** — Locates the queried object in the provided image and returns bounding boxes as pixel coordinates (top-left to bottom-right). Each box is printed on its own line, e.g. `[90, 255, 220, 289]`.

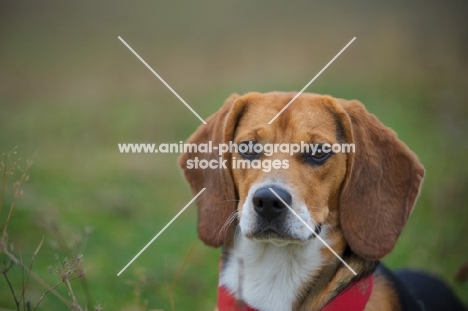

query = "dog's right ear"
[337, 98, 425, 260]
[178, 93, 243, 247]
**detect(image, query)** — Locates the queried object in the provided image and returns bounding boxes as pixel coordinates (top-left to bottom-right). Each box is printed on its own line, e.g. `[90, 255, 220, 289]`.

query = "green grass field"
[1, 1, 467, 310]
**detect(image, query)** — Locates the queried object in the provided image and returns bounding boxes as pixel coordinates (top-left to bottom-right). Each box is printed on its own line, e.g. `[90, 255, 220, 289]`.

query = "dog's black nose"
[252, 187, 292, 222]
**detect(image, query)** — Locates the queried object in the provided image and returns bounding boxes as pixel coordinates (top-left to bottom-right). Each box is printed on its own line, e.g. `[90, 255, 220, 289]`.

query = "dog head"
[179, 92, 424, 259]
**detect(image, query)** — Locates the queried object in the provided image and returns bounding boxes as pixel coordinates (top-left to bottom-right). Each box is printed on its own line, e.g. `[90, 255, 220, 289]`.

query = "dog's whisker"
[307, 208, 336, 236]
[323, 220, 336, 236]
[217, 210, 239, 245]
[220, 213, 237, 234]
[232, 225, 242, 245]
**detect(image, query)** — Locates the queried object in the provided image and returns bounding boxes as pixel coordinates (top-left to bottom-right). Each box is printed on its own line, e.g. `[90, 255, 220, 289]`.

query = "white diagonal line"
[269, 188, 357, 275]
[118, 36, 207, 125]
[117, 188, 206, 276]
[268, 37, 356, 124]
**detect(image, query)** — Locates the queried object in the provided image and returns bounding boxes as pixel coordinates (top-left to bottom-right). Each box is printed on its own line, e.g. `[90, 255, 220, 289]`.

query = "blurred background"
[1, 0, 467, 309]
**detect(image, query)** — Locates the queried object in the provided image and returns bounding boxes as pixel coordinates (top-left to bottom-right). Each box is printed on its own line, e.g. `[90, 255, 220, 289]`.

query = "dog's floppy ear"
[337, 99, 425, 260]
[178, 93, 244, 247]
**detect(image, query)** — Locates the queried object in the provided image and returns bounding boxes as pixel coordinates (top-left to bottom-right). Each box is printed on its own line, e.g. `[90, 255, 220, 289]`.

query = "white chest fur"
[219, 233, 327, 311]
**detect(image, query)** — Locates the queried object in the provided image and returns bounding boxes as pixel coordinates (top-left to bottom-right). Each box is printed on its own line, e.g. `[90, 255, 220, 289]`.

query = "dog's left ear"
[336, 98, 425, 260]
[178, 93, 246, 248]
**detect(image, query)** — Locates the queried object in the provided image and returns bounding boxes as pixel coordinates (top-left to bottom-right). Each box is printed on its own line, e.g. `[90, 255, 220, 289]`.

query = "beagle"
[179, 92, 466, 311]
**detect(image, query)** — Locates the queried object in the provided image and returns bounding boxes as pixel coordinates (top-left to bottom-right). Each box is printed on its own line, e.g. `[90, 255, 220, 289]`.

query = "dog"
[178, 92, 466, 311]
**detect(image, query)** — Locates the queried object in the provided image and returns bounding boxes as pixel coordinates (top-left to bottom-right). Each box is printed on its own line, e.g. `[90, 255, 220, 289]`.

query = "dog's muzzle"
[249, 186, 321, 241]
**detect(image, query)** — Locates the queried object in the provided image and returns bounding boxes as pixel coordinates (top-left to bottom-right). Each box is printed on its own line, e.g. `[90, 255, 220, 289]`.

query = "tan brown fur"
[365, 272, 401, 311]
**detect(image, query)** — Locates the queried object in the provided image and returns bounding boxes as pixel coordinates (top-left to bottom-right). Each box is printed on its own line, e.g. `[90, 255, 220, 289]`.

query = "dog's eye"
[238, 140, 261, 159]
[303, 145, 332, 165]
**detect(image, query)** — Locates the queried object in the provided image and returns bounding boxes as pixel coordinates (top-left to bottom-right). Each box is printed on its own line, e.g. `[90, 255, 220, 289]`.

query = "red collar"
[321, 274, 374, 311]
[217, 274, 374, 311]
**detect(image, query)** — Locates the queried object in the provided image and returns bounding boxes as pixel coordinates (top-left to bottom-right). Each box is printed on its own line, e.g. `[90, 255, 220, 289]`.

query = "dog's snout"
[252, 187, 292, 222]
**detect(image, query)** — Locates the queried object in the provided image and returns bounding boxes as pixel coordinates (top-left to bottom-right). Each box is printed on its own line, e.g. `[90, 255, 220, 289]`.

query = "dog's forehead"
[235, 92, 338, 141]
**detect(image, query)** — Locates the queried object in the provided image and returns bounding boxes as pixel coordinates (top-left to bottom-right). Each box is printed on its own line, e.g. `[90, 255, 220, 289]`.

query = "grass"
[0, 150, 91, 310]
[0, 145, 220, 310]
